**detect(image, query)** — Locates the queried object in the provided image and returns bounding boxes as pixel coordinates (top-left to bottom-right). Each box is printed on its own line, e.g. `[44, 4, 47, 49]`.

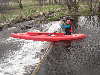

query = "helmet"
[66, 20, 71, 24]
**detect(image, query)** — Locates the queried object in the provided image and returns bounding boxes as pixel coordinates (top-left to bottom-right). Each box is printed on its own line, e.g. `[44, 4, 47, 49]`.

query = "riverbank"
[0, 0, 100, 31]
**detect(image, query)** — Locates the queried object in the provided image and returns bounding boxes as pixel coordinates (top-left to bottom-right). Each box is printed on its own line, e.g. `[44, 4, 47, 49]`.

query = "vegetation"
[46, 10, 65, 21]
[0, 0, 100, 22]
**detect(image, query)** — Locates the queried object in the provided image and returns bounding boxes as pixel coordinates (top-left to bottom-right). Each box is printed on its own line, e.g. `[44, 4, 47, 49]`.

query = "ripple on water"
[36, 16, 100, 75]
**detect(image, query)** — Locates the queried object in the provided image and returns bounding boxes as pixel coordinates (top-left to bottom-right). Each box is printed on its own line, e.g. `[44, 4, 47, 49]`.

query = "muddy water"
[36, 16, 100, 75]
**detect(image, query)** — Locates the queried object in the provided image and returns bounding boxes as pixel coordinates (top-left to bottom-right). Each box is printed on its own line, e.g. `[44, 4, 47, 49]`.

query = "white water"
[0, 21, 61, 75]
[78, 16, 99, 29]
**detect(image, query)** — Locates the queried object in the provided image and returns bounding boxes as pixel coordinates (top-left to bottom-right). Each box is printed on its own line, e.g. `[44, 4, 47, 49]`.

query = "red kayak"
[10, 32, 87, 42]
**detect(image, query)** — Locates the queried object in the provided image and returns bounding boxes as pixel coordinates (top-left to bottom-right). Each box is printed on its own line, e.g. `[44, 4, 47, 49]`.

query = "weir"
[32, 21, 62, 75]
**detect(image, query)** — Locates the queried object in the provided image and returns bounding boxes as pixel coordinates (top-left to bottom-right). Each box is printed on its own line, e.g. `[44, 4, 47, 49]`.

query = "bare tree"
[90, 0, 92, 11]
[49, 0, 51, 4]
[54, 0, 57, 4]
[19, 0, 23, 9]
[65, 0, 79, 12]
[59, 0, 60, 4]
[87, 0, 89, 5]
[42, 0, 43, 5]
[93, 0, 97, 14]
[52, 0, 53, 4]
[66, 0, 72, 11]
[99, 2, 100, 13]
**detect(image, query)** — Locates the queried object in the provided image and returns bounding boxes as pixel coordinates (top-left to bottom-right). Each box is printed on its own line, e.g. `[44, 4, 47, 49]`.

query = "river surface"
[0, 16, 100, 75]
[0, 21, 61, 75]
[36, 16, 100, 75]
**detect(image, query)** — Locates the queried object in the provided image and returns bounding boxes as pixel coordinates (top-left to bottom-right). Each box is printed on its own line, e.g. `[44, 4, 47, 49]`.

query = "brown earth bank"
[0, 8, 77, 32]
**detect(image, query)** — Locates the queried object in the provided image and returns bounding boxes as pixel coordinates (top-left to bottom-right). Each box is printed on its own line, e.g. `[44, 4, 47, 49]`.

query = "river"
[36, 16, 100, 75]
[0, 21, 61, 75]
[0, 16, 100, 75]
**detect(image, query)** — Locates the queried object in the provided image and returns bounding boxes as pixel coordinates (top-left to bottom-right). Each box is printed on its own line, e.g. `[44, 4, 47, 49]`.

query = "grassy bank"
[0, 2, 63, 22]
[0, 0, 100, 22]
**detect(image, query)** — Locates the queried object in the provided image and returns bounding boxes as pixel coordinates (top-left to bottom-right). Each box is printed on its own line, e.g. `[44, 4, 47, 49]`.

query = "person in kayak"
[60, 20, 72, 35]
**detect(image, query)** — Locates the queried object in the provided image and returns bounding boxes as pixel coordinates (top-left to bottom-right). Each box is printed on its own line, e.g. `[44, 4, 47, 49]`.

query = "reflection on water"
[36, 16, 100, 75]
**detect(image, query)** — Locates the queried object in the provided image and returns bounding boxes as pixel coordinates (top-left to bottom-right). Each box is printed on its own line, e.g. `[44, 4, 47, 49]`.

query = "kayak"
[10, 32, 87, 42]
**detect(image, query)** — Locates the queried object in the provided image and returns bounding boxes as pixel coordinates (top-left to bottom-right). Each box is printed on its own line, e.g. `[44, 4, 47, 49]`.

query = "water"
[36, 16, 100, 75]
[0, 15, 100, 75]
[0, 21, 61, 75]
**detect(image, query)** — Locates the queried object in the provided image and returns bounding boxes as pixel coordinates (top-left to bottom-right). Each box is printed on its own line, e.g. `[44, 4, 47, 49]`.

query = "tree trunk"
[54, 0, 57, 4]
[59, 0, 60, 4]
[78, 0, 80, 2]
[99, 2, 100, 13]
[90, 0, 92, 11]
[49, 0, 51, 4]
[42, 0, 43, 5]
[87, 0, 89, 5]
[52, 0, 53, 4]
[74, 0, 76, 3]
[63, 0, 67, 10]
[65, 0, 67, 5]
[39, 0, 42, 6]
[19, 0, 23, 9]
[67, 0, 73, 11]
[93, 0, 97, 14]
[44, 0, 46, 3]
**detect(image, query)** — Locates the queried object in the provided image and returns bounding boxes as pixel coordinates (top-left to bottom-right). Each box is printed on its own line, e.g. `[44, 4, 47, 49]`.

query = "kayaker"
[60, 20, 72, 35]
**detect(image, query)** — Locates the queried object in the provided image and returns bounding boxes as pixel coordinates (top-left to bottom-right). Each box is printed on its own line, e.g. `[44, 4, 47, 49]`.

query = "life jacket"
[65, 23, 72, 32]
[70, 26, 72, 32]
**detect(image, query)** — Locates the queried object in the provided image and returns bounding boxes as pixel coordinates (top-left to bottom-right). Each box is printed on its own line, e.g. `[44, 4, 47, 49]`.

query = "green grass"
[0, 0, 100, 22]
[46, 10, 65, 21]
[79, 6, 90, 13]
[0, 1, 63, 22]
